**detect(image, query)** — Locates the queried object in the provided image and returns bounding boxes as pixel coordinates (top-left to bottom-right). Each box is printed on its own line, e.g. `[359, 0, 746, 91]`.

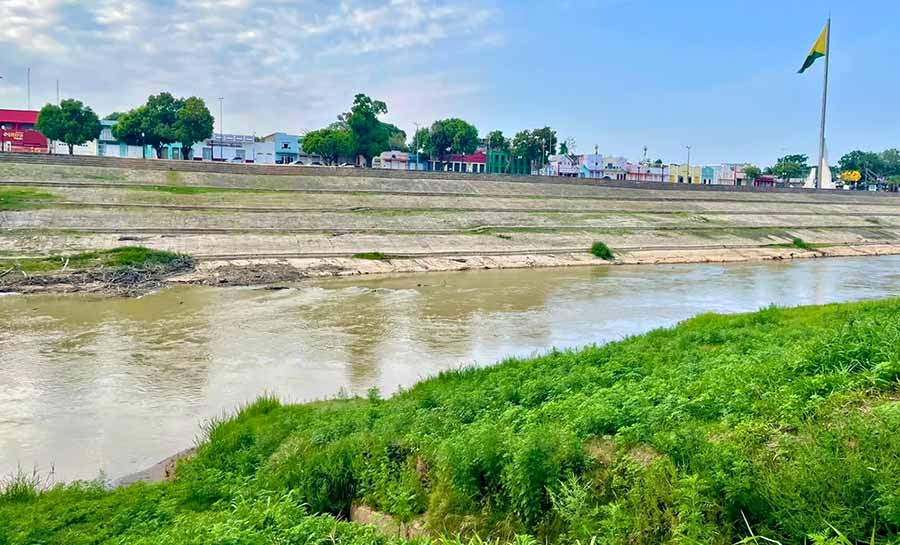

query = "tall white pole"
[218, 97, 224, 161]
[816, 18, 831, 189]
[26, 67, 31, 109]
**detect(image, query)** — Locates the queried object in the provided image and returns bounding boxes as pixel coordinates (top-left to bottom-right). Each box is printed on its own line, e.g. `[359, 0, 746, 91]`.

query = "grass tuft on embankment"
[590, 241, 614, 260]
[353, 251, 394, 260]
[2, 299, 900, 544]
[0, 187, 57, 210]
[0, 246, 192, 274]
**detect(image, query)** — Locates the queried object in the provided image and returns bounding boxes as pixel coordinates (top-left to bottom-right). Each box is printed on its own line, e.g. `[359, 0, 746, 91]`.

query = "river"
[2, 255, 899, 482]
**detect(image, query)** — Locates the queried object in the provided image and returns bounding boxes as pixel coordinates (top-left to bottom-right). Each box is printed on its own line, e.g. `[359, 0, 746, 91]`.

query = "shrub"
[590, 242, 614, 260]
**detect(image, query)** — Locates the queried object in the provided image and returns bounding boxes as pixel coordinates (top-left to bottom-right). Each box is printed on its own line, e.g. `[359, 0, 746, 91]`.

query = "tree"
[767, 154, 809, 181]
[174, 97, 214, 160]
[486, 130, 509, 153]
[113, 92, 184, 158]
[388, 132, 408, 152]
[511, 130, 539, 167]
[839, 150, 885, 178]
[103, 112, 125, 121]
[301, 128, 355, 165]
[36, 99, 102, 155]
[344, 93, 392, 165]
[531, 127, 558, 164]
[411, 127, 431, 156]
[743, 165, 761, 183]
[424, 118, 479, 168]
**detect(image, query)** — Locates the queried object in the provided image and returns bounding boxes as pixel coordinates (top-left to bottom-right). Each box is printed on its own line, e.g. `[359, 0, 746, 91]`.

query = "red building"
[0, 109, 49, 153]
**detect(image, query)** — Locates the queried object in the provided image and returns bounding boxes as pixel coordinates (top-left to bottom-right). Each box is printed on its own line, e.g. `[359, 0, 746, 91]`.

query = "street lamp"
[218, 97, 224, 161]
[141, 131, 145, 159]
[685, 145, 692, 184]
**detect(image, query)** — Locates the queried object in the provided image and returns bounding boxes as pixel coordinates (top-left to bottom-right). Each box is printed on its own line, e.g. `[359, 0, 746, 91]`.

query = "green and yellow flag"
[798, 22, 829, 73]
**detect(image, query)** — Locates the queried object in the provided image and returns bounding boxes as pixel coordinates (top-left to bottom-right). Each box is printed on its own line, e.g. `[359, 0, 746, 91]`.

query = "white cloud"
[0, 0, 503, 135]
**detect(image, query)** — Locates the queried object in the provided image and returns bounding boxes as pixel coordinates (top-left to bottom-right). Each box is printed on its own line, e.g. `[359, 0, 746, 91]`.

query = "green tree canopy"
[113, 92, 184, 158]
[301, 128, 355, 165]
[839, 150, 886, 177]
[743, 165, 762, 182]
[486, 130, 510, 153]
[511, 130, 540, 165]
[425, 118, 479, 159]
[174, 97, 214, 160]
[103, 112, 125, 121]
[343, 93, 403, 165]
[766, 154, 809, 181]
[36, 99, 102, 155]
[411, 127, 431, 156]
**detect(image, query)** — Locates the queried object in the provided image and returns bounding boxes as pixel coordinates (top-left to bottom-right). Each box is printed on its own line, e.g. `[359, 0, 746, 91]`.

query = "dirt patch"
[585, 436, 617, 465]
[113, 447, 197, 487]
[625, 444, 663, 468]
[0, 260, 194, 296]
[350, 504, 427, 539]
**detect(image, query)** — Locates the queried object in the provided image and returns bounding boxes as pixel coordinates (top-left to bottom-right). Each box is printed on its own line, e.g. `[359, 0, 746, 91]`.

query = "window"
[282, 143, 289, 149]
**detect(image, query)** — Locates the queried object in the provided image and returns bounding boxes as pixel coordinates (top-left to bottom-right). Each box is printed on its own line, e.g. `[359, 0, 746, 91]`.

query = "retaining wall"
[1, 152, 898, 200]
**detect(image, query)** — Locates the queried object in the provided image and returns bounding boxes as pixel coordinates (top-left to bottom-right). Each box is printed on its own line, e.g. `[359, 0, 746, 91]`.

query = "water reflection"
[1, 256, 898, 481]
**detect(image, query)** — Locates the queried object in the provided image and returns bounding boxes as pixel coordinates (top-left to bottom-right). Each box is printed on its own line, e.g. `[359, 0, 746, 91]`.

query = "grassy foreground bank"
[2, 300, 900, 544]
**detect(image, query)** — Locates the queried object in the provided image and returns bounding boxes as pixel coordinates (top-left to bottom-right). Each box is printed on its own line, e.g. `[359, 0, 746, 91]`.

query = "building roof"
[0, 109, 39, 124]
[446, 152, 486, 163]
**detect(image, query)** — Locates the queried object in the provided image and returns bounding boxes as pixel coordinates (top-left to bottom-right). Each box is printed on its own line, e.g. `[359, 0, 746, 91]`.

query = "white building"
[52, 140, 98, 156]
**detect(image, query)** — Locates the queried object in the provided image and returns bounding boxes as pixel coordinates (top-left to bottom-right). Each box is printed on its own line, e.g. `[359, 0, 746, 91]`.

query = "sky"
[1, 0, 898, 166]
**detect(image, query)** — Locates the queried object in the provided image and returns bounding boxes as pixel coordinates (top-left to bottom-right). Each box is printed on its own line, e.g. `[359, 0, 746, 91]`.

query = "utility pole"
[56, 79, 60, 105]
[218, 97, 224, 161]
[815, 17, 831, 190]
[26, 67, 31, 109]
[686, 145, 692, 184]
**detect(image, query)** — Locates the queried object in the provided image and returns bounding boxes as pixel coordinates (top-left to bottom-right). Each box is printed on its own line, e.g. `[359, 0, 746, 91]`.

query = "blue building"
[262, 132, 300, 164]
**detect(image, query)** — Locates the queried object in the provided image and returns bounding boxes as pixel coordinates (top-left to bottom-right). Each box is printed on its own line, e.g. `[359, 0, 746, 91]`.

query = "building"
[486, 150, 530, 175]
[193, 133, 256, 162]
[407, 152, 428, 171]
[0, 109, 48, 153]
[261, 132, 301, 164]
[431, 152, 487, 173]
[52, 140, 97, 156]
[373, 150, 409, 170]
[96, 119, 148, 158]
[668, 164, 703, 184]
[625, 162, 667, 183]
[549, 154, 580, 177]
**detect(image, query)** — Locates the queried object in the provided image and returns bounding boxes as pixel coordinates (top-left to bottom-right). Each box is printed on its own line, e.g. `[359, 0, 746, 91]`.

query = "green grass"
[127, 184, 256, 195]
[0, 246, 192, 274]
[0, 187, 57, 210]
[2, 300, 900, 544]
[792, 237, 816, 251]
[353, 251, 396, 260]
[589, 241, 614, 260]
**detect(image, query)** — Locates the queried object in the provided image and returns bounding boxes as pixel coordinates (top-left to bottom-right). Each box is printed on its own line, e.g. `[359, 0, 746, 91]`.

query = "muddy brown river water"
[2, 256, 899, 482]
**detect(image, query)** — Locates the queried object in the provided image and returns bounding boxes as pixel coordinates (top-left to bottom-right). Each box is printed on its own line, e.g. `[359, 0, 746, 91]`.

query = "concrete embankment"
[2, 155, 899, 292]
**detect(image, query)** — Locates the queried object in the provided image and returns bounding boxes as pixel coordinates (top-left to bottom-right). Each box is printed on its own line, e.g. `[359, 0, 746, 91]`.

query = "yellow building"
[668, 164, 703, 184]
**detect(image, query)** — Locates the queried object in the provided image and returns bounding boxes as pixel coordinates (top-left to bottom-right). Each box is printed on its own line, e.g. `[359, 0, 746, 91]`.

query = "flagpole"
[816, 17, 831, 189]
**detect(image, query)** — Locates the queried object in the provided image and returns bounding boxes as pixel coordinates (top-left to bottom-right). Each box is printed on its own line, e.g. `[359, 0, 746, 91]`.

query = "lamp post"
[141, 131, 145, 159]
[218, 97, 224, 161]
[685, 145, 692, 184]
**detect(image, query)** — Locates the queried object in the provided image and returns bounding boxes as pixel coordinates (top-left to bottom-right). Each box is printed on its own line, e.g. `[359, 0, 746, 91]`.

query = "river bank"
[2, 298, 899, 544]
[4, 242, 900, 295]
[3, 160, 900, 295]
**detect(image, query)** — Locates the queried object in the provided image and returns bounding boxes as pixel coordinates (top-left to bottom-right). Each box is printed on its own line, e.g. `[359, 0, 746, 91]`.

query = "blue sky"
[1, 0, 898, 166]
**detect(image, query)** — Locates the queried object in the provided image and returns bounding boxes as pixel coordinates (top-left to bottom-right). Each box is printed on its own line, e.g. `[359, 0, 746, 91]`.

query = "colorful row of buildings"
[0, 109, 320, 165]
[1, 107, 768, 186]
[370, 148, 766, 186]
